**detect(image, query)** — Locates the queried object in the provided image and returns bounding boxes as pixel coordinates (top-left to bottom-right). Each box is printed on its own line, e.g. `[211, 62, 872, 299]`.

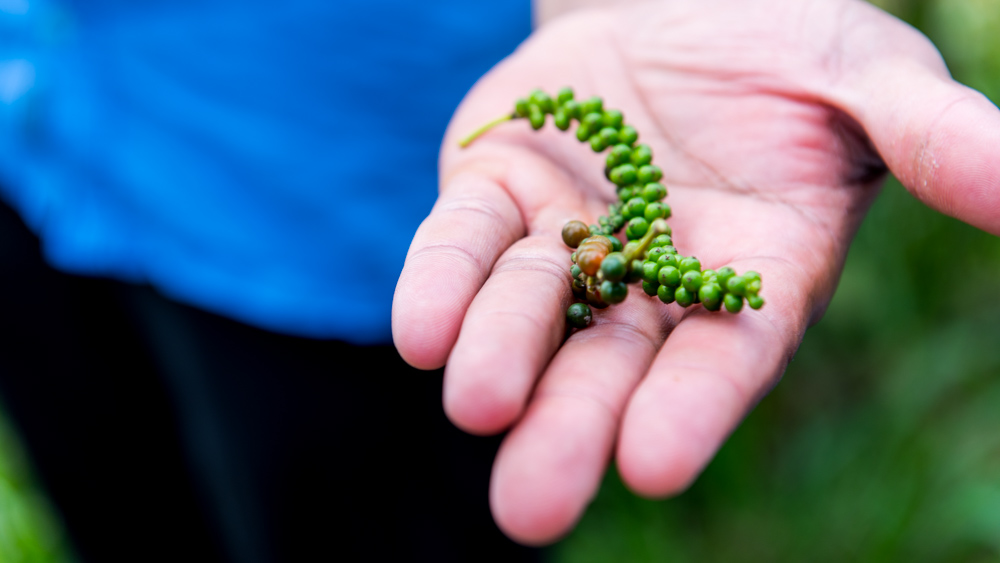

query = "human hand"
[392, 0, 1000, 545]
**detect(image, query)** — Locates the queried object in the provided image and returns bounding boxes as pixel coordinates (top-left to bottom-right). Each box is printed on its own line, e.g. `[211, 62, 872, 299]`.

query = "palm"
[395, 0, 1000, 545]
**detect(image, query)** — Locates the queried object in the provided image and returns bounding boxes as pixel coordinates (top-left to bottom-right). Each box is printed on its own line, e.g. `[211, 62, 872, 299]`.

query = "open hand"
[393, 0, 1000, 545]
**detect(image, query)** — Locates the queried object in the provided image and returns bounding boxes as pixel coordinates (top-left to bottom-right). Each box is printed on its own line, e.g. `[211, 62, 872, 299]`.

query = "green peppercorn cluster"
[512, 87, 669, 242]
[459, 87, 766, 329]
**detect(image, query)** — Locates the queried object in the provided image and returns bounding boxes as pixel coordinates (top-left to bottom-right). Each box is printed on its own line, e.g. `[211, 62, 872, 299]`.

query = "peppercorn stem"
[458, 114, 515, 148]
[624, 219, 670, 264]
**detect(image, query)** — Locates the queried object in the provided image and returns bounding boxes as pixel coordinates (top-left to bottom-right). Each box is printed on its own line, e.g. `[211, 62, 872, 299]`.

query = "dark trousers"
[0, 202, 539, 562]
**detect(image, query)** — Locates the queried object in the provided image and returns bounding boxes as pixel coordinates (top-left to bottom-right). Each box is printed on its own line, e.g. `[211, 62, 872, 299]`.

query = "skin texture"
[392, 0, 1000, 546]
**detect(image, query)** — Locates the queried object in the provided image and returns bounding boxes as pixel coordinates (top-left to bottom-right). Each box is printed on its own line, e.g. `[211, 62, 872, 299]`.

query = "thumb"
[828, 6, 1000, 235]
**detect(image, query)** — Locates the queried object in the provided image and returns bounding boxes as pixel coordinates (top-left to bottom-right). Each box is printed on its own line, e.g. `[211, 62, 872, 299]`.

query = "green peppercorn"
[631, 144, 653, 166]
[600, 280, 628, 304]
[644, 202, 668, 222]
[726, 275, 747, 296]
[599, 127, 619, 145]
[530, 89, 555, 113]
[661, 245, 678, 255]
[600, 225, 613, 236]
[643, 280, 659, 296]
[576, 123, 592, 142]
[626, 197, 647, 220]
[562, 220, 590, 248]
[637, 164, 663, 184]
[626, 259, 645, 283]
[529, 105, 545, 130]
[617, 187, 636, 202]
[642, 260, 661, 283]
[600, 252, 627, 282]
[557, 87, 574, 104]
[682, 270, 703, 293]
[610, 214, 625, 231]
[656, 253, 679, 270]
[674, 286, 694, 307]
[650, 234, 673, 248]
[657, 284, 676, 304]
[609, 165, 638, 187]
[572, 278, 587, 299]
[702, 269, 717, 281]
[743, 270, 761, 283]
[566, 302, 592, 328]
[724, 293, 744, 313]
[589, 134, 607, 152]
[679, 256, 702, 273]
[515, 98, 530, 118]
[642, 182, 667, 202]
[583, 112, 603, 130]
[748, 295, 765, 310]
[570, 264, 582, 278]
[571, 252, 578, 263]
[602, 109, 624, 129]
[699, 283, 722, 311]
[606, 144, 632, 168]
[658, 265, 681, 287]
[553, 110, 570, 131]
[581, 96, 603, 115]
[715, 267, 736, 290]
[618, 125, 638, 145]
[562, 99, 581, 120]
[625, 217, 649, 240]
[746, 279, 762, 295]
[589, 224, 600, 235]
[646, 246, 668, 262]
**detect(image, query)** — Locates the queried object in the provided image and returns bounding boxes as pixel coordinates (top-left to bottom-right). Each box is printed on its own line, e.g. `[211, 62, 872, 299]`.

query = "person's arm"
[394, 0, 1000, 545]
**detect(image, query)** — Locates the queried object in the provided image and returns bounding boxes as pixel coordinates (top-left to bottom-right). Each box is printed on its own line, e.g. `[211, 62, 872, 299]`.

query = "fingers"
[829, 3, 1000, 235]
[489, 304, 668, 545]
[392, 169, 525, 369]
[615, 262, 807, 497]
[442, 234, 572, 435]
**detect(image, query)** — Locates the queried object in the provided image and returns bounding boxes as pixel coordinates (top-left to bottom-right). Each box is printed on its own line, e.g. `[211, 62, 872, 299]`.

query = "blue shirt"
[0, 0, 532, 342]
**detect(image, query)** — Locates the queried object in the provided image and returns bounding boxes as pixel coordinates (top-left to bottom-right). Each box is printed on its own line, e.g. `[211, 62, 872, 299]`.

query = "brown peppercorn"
[561, 220, 591, 248]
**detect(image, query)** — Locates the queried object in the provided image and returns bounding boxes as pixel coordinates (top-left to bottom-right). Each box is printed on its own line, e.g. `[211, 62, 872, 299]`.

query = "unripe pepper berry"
[699, 283, 723, 311]
[642, 280, 659, 296]
[724, 293, 744, 313]
[619, 125, 638, 145]
[529, 105, 545, 130]
[600, 252, 628, 282]
[625, 217, 649, 239]
[600, 280, 628, 304]
[566, 302, 592, 328]
[674, 286, 694, 307]
[631, 144, 653, 167]
[682, 270, 703, 293]
[637, 164, 662, 184]
[658, 265, 681, 287]
[657, 284, 676, 304]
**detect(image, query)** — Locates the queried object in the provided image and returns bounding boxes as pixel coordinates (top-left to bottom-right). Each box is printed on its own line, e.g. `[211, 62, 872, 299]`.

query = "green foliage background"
[554, 0, 1000, 561]
[0, 1, 997, 561]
